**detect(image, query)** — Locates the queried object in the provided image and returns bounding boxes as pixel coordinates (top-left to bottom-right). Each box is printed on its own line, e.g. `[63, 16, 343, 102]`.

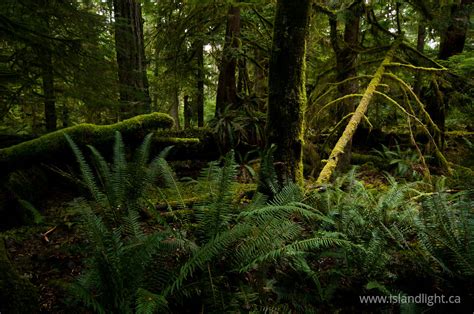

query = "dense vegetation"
[0, 0, 472, 313]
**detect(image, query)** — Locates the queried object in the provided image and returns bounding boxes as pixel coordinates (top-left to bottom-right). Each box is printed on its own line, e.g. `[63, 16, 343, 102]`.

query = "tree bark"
[169, 84, 180, 129]
[253, 47, 267, 111]
[438, 0, 470, 60]
[262, 0, 311, 187]
[184, 95, 191, 129]
[113, 0, 151, 119]
[40, 46, 57, 132]
[215, 5, 240, 117]
[196, 41, 205, 127]
[414, 21, 426, 97]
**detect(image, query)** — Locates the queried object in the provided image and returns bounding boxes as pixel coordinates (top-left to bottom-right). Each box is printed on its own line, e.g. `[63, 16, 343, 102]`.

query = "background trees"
[0, 2, 473, 312]
[113, 0, 151, 118]
[0, 0, 472, 182]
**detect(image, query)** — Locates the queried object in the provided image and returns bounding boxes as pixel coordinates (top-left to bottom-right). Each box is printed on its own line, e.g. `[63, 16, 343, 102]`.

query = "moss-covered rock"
[0, 237, 39, 313]
[0, 113, 174, 175]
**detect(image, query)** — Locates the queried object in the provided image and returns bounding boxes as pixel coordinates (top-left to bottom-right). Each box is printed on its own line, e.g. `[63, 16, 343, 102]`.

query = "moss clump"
[0, 237, 39, 313]
[155, 127, 213, 139]
[0, 113, 174, 175]
[154, 128, 219, 161]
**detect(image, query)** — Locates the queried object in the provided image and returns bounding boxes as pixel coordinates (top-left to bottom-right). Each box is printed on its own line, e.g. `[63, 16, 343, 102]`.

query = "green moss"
[154, 137, 200, 144]
[446, 131, 474, 138]
[155, 127, 213, 140]
[0, 113, 174, 174]
[0, 237, 39, 313]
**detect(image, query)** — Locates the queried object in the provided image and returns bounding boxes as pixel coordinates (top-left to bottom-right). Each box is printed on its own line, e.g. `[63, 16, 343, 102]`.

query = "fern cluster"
[309, 169, 474, 305]
[128, 152, 351, 313]
[66, 132, 473, 312]
[66, 132, 188, 313]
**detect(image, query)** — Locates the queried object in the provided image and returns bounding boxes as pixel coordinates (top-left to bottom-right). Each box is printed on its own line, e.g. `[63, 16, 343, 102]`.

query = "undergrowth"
[65, 132, 474, 313]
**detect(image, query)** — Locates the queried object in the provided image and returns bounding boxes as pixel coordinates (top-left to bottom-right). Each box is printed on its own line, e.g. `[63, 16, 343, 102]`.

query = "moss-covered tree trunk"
[113, 0, 151, 119]
[316, 40, 401, 185]
[262, 0, 311, 187]
[414, 21, 426, 97]
[215, 5, 240, 117]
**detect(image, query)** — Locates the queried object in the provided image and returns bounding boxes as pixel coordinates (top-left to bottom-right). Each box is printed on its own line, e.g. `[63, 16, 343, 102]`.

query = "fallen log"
[0, 113, 174, 175]
[316, 39, 401, 185]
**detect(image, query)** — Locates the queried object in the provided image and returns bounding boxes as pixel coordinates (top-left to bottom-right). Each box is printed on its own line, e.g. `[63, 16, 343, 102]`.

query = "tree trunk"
[438, 0, 470, 60]
[40, 46, 57, 132]
[317, 39, 401, 185]
[414, 21, 426, 97]
[184, 95, 192, 129]
[430, 0, 470, 150]
[237, 58, 250, 96]
[254, 47, 267, 111]
[215, 5, 240, 117]
[261, 0, 311, 187]
[196, 41, 205, 127]
[329, 3, 362, 171]
[168, 85, 180, 130]
[113, 0, 151, 119]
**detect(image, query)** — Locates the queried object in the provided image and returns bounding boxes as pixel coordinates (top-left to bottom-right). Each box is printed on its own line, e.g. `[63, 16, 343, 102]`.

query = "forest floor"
[1, 132, 473, 313]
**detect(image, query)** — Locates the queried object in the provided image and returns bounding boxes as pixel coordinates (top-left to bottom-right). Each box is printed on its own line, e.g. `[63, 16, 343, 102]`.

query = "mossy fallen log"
[0, 237, 39, 313]
[316, 39, 402, 185]
[0, 113, 174, 175]
[154, 128, 219, 160]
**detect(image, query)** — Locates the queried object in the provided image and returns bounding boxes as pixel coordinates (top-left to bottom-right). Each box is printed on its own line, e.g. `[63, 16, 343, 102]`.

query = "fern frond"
[196, 151, 239, 240]
[87, 145, 113, 203]
[121, 209, 144, 240]
[69, 279, 107, 314]
[241, 232, 351, 272]
[167, 224, 253, 295]
[111, 131, 128, 213]
[65, 134, 105, 203]
[269, 182, 303, 206]
[134, 133, 154, 169]
[157, 157, 185, 209]
[136, 288, 168, 314]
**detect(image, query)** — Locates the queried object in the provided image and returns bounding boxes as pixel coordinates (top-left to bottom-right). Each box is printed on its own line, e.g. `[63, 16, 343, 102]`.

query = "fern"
[195, 150, 239, 241]
[416, 192, 474, 277]
[65, 133, 106, 205]
[66, 132, 193, 313]
[136, 288, 168, 314]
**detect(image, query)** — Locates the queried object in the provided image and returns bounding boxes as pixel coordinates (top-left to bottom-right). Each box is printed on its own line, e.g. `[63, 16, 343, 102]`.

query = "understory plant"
[137, 151, 352, 313]
[66, 132, 473, 313]
[65, 132, 186, 313]
[309, 169, 474, 306]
